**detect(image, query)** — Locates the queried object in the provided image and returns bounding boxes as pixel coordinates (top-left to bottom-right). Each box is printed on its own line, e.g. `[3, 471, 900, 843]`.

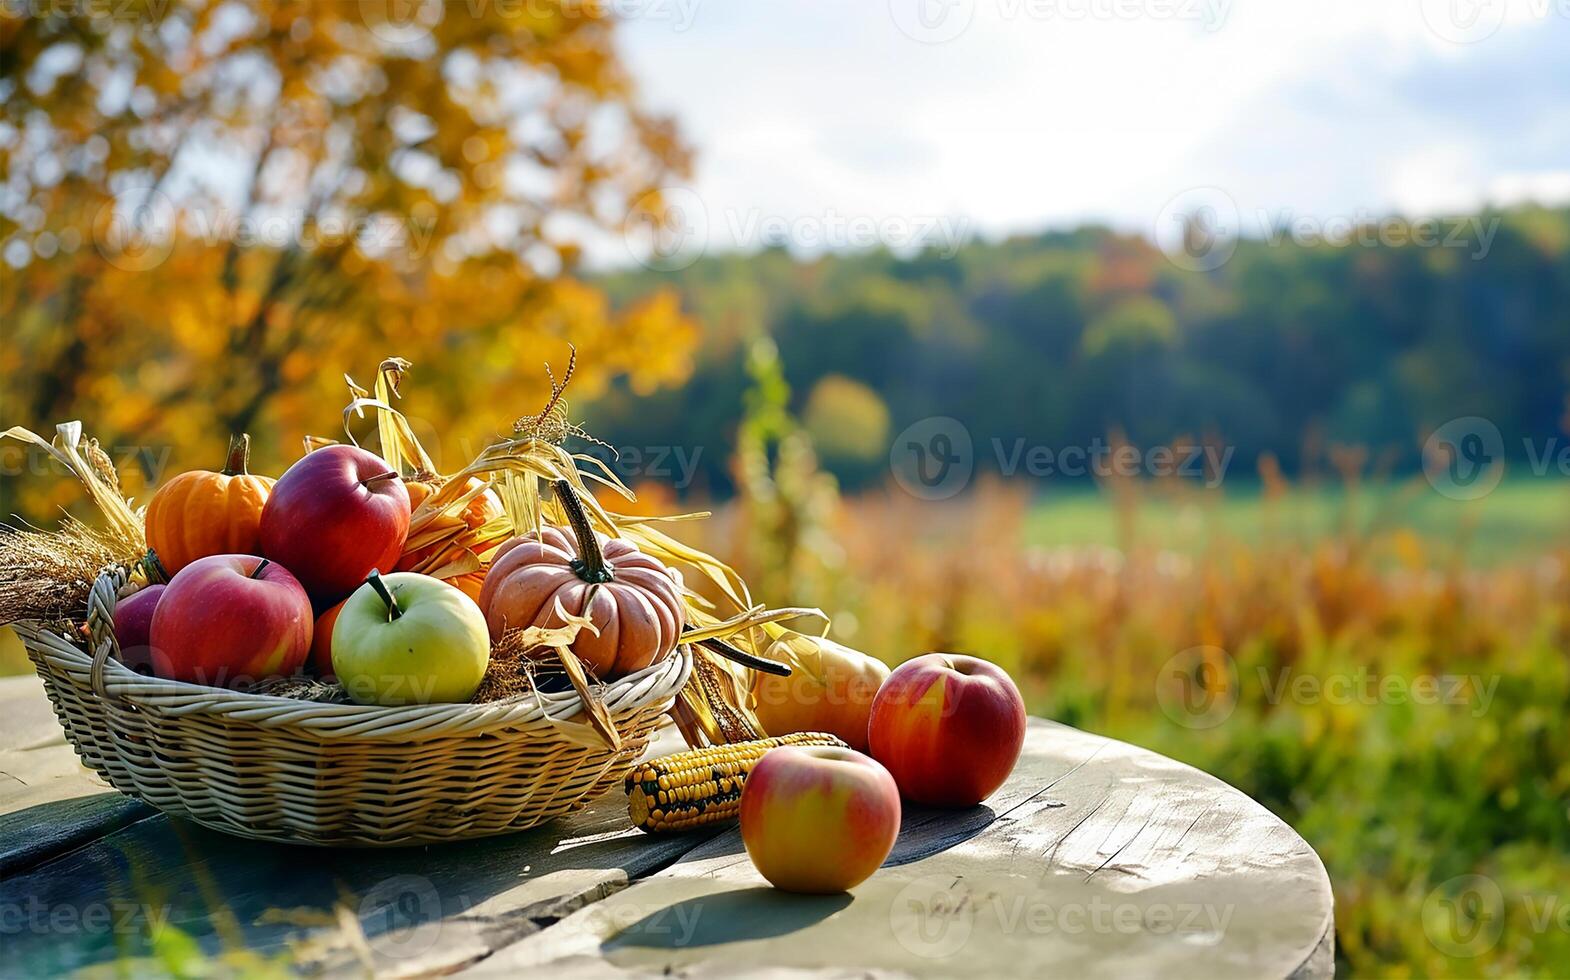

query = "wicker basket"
[15, 566, 692, 846]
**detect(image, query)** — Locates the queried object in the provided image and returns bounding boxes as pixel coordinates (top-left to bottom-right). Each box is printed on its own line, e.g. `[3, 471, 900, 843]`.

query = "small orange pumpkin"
[478, 480, 684, 679]
[308, 599, 347, 680]
[145, 434, 275, 573]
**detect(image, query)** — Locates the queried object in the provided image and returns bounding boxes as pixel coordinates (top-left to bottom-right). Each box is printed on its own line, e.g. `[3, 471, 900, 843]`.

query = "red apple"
[739, 745, 901, 893]
[112, 583, 165, 673]
[259, 445, 410, 604]
[868, 653, 1026, 807]
[149, 555, 313, 686]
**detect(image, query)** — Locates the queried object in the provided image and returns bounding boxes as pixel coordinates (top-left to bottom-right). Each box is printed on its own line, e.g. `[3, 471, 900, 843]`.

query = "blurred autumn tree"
[0, 0, 697, 518]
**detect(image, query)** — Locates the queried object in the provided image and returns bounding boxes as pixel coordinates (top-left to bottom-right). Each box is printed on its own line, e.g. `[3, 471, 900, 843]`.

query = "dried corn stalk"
[2, 359, 846, 749]
[0, 422, 147, 624]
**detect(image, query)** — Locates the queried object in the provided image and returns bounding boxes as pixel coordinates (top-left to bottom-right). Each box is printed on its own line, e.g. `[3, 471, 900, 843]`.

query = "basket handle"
[85, 566, 132, 703]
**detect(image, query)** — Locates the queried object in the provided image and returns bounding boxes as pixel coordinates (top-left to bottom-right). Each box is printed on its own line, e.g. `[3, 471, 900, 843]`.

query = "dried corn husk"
[3, 360, 844, 746]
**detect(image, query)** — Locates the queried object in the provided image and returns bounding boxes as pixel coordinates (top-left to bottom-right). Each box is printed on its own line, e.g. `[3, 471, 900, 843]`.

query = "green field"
[1021, 477, 1570, 563]
[5, 476, 1563, 680]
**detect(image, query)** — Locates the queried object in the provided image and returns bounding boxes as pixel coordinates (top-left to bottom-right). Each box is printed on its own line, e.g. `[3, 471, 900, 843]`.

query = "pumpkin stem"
[248, 558, 271, 580]
[366, 569, 402, 621]
[222, 433, 251, 476]
[553, 479, 614, 584]
[141, 549, 171, 585]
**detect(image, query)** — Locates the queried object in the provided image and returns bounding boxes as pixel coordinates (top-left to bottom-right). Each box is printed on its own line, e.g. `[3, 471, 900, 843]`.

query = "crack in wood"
[1084, 815, 1153, 882]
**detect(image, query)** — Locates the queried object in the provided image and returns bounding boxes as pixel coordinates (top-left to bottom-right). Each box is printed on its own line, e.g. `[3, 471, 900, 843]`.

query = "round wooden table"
[0, 674, 1333, 978]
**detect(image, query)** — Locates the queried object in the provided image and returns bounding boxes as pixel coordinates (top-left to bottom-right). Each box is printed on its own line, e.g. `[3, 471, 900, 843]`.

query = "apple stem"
[553, 479, 614, 584]
[222, 433, 251, 476]
[248, 558, 271, 580]
[366, 569, 402, 621]
[360, 470, 400, 490]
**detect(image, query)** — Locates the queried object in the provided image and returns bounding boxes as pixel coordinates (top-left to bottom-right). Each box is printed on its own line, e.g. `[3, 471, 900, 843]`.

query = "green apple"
[332, 570, 490, 705]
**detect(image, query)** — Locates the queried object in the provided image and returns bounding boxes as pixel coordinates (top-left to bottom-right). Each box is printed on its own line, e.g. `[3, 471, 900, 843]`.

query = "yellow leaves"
[2, 0, 696, 529]
[616, 288, 699, 395]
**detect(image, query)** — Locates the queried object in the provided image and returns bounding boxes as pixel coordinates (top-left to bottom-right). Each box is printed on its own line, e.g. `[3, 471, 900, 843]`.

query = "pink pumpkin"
[478, 481, 684, 679]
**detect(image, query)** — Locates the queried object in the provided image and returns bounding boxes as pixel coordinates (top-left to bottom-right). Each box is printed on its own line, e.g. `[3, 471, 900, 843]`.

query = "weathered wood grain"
[0, 675, 115, 817]
[464, 720, 1335, 979]
[0, 721, 723, 978]
[0, 676, 1333, 979]
[0, 675, 158, 878]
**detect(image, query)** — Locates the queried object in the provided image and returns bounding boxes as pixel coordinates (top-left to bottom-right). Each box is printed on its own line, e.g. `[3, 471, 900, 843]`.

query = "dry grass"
[0, 519, 144, 625]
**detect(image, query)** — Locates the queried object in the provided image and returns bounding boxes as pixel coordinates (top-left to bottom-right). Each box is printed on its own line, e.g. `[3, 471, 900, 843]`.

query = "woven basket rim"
[15, 565, 692, 738]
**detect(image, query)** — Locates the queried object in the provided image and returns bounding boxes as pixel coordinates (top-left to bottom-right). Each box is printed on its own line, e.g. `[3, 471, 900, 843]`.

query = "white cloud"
[606, 0, 1570, 263]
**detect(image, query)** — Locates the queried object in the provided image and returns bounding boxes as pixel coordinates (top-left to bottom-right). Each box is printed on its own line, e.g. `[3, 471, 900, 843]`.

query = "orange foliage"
[1, 1, 697, 518]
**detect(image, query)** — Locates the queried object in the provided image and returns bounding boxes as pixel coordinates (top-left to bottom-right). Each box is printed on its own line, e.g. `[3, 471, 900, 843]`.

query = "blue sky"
[613, 0, 1570, 258]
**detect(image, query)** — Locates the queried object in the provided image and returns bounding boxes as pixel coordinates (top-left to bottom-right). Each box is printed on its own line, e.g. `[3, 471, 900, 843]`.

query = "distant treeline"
[590, 206, 1570, 495]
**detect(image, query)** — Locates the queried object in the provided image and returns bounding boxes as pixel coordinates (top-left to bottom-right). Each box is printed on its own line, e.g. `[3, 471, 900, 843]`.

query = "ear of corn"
[625, 732, 850, 833]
